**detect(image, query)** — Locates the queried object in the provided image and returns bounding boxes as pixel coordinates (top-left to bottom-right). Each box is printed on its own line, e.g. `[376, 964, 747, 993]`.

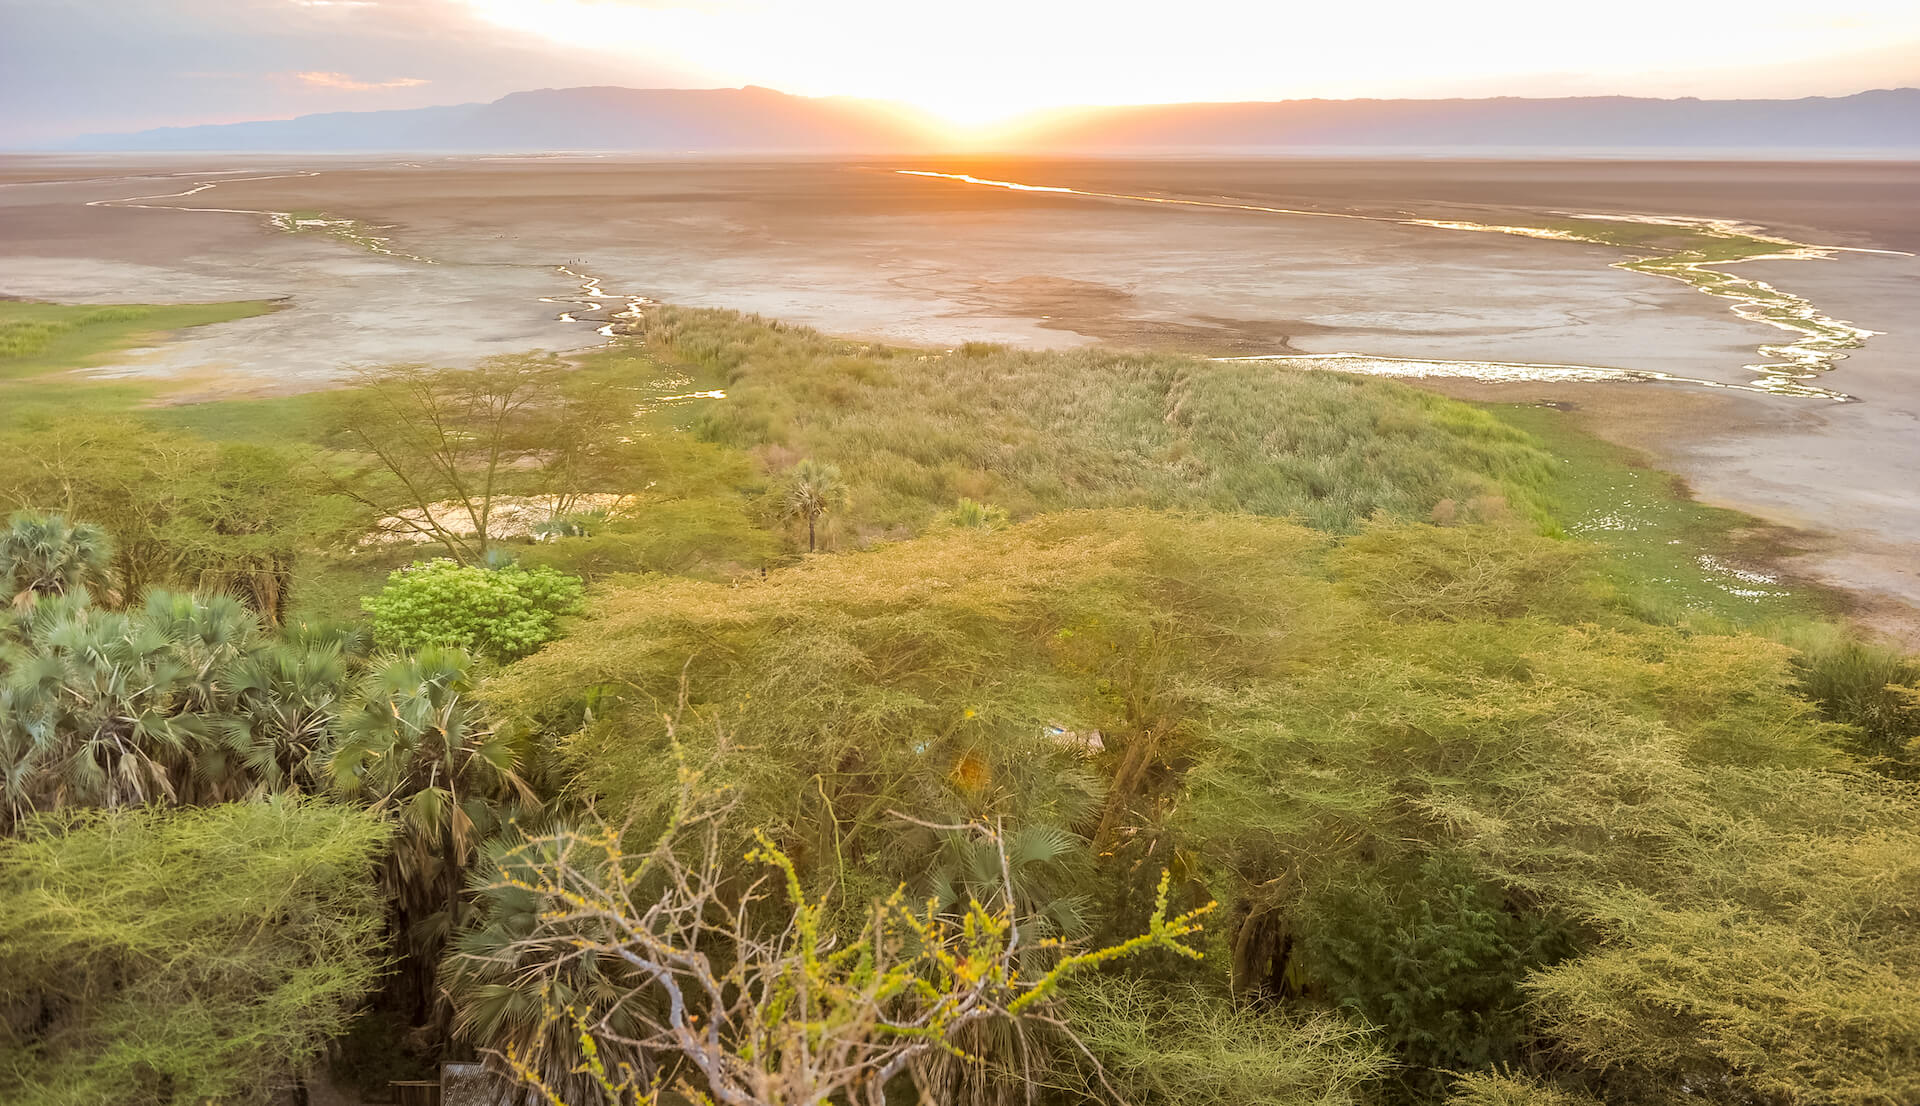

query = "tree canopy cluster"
[3, 309, 1917, 1106]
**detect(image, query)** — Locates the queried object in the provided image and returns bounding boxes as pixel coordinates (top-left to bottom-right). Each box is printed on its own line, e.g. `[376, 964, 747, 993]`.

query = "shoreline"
[1417, 376, 1920, 647]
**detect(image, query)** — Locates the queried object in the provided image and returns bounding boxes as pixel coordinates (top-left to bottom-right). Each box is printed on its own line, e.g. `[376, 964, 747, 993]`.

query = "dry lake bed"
[2, 155, 1917, 634]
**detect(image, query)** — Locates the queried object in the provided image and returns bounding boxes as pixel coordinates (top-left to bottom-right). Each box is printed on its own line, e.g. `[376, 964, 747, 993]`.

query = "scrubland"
[3, 305, 1916, 1106]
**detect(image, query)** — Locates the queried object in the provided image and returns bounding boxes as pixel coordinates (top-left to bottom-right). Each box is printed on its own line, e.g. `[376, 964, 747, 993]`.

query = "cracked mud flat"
[1, 154, 1916, 634]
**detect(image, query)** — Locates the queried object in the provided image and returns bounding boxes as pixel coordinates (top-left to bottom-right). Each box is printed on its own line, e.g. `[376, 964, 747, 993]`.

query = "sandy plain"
[1, 155, 1916, 634]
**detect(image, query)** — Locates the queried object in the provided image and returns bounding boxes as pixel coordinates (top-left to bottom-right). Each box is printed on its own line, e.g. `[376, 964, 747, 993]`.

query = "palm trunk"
[808, 514, 817, 552]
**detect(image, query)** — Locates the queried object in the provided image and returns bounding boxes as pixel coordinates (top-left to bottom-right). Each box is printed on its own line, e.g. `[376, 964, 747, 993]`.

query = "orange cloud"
[294, 71, 429, 91]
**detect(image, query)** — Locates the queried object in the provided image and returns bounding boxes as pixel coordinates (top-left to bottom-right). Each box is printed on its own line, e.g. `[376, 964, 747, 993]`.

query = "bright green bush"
[0, 799, 388, 1106]
[362, 558, 584, 661]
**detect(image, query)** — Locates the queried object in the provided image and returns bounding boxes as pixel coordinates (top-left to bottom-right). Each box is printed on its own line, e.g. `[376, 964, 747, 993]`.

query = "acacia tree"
[328, 356, 629, 561]
[0, 419, 201, 602]
[779, 458, 850, 553]
[0, 800, 388, 1106]
[163, 443, 324, 625]
[0, 426, 324, 621]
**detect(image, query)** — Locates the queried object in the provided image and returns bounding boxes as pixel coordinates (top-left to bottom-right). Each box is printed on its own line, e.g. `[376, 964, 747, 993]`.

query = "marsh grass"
[1778, 621, 1920, 769]
[643, 307, 1559, 534]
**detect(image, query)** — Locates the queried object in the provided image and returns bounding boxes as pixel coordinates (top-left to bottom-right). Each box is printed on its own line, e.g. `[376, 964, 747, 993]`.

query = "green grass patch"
[1488, 402, 1828, 626]
[152, 390, 342, 444]
[0, 299, 279, 380]
[0, 299, 281, 427]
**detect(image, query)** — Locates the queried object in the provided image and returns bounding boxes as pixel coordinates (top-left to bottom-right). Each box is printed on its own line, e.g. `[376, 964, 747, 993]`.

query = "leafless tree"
[454, 770, 1211, 1106]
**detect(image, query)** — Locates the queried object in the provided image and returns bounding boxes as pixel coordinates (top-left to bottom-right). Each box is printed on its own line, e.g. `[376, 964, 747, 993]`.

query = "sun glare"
[457, 0, 1920, 122]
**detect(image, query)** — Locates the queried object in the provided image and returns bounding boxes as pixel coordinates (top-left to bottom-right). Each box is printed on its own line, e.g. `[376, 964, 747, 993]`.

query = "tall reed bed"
[638, 307, 1559, 534]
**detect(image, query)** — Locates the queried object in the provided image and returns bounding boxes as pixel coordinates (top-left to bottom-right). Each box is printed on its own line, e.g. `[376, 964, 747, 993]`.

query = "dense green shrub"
[0, 799, 388, 1106]
[1297, 853, 1576, 1096]
[362, 558, 584, 661]
[1784, 623, 1920, 771]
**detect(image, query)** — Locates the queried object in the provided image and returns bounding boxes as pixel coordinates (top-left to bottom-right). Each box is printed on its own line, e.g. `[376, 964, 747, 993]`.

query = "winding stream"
[896, 169, 1910, 401]
[85, 168, 648, 342]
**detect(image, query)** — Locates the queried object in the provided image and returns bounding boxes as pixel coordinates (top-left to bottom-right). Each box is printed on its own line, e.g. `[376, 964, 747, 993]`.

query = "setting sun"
[452, 0, 1920, 124]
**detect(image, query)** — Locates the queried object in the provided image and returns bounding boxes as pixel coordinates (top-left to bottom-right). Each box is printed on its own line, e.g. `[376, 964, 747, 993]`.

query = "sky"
[4, 0, 1919, 145]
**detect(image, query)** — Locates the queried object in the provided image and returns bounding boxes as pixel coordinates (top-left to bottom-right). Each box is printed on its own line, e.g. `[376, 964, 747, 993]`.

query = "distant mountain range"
[62, 85, 1920, 153]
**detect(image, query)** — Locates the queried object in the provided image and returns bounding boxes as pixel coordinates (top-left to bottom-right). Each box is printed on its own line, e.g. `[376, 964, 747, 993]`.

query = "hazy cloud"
[0, 0, 699, 145]
[294, 71, 431, 90]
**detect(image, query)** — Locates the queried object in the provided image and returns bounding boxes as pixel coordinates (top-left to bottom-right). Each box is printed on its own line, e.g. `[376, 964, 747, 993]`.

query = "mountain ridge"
[56, 85, 1920, 153]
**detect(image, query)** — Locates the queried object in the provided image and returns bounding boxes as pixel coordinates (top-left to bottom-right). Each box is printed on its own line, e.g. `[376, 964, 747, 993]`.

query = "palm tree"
[946, 497, 1010, 531]
[0, 595, 192, 826]
[329, 647, 534, 1018]
[1, 511, 113, 609]
[140, 591, 268, 804]
[780, 459, 851, 553]
[0, 586, 359, 826]
[214, 641, 349, 798]
[928, 822, 1094, 943]
[444, 829, 653, 1104]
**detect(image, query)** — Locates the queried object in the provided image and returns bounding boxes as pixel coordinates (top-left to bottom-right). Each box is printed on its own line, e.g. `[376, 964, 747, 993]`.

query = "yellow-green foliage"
[0, 799, 389, 1106]
[1518, 769, 1920, 1106]
[1329, 519, 1596, 622]
[641, 307, 1557, 533]
[518, 434, 779, 580]
[1185, 561, 1912, 1102]
[493, 510, 1335, 893]
[503, 508, 1913, 1102]
[1062, 978, 1388, 1106]
[1445, 1073, 1606, 1106]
